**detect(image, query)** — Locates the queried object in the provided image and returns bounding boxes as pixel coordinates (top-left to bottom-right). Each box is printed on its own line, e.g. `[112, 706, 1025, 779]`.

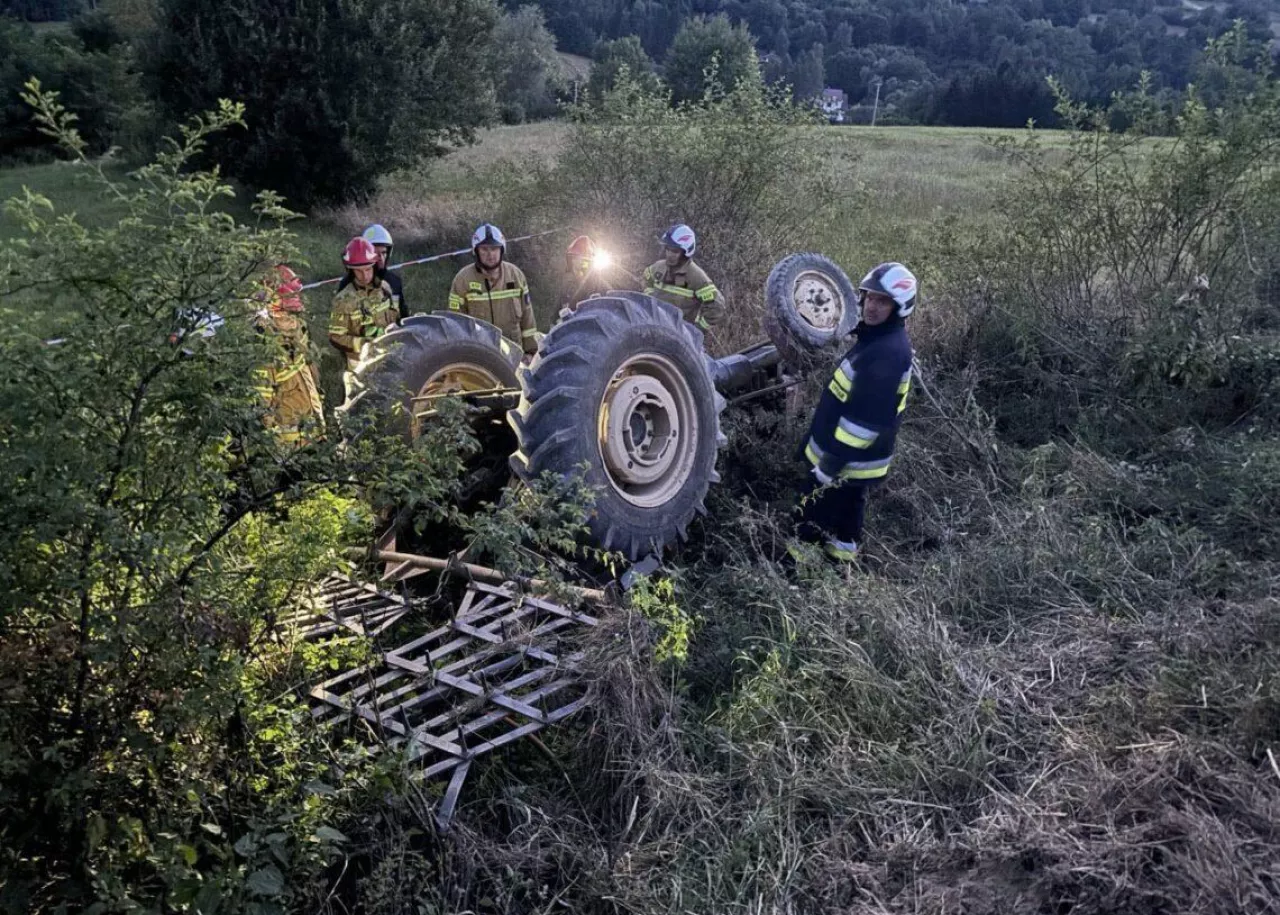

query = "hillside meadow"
[2, 121, 1053, 408]
[4, 105, 1276, 914]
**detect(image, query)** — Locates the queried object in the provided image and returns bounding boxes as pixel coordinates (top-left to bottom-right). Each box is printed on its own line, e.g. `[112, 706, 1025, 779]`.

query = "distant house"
[818, 88, 848, 124]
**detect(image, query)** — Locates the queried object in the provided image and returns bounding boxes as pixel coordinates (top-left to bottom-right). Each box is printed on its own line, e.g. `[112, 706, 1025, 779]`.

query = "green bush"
[490, 5, 565, 124]
[663, 14, 756, 105]
[931, 34, 1280, 446]
[490, 66, 842, 353]
[0, 15, 142, 161]
[0, 83, 554, 910]
[587, 36, 661, 102]
[143, 0, 498, 208]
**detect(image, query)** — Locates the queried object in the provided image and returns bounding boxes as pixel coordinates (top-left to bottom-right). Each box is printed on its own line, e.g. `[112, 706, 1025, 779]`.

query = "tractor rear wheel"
[509, 295, 725, 560]
[763, 252, 859, 366]
[340, 311, 521, 441]
[339, 312, 522, 543]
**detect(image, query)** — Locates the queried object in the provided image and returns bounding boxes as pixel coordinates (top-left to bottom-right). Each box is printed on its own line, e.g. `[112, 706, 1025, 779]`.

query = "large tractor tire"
[763, 252, 859, 366]
[509, 295, 726, 561]
[340, 311, 521, 441]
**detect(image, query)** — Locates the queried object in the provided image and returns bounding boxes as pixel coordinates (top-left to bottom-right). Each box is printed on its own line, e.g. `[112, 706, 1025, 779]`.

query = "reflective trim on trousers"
[838, 458, 891, 480]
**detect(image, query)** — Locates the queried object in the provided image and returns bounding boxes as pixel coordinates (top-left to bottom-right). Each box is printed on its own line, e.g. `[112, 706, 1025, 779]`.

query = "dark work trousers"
[796, 475, 869, 547]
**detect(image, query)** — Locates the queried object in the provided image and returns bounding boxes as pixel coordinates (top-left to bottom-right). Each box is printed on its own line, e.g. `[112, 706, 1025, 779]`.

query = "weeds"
[487, 68, 842, 354]
[357, 36, 1280, 915]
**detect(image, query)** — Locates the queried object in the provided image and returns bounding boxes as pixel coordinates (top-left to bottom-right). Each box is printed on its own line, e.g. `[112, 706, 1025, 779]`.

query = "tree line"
[525, 0, 1276, 124]
[2, 0, 1274, 207]
[0, 0, 565, 206]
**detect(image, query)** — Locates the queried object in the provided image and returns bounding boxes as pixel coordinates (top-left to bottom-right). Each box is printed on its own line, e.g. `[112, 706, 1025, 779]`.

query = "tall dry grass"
[308, 61, 1280, 915]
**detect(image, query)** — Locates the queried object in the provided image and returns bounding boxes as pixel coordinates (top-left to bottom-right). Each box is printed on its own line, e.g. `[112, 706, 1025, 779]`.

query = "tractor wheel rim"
[598, 354, 699, 508]
[411, 363, 502, 439]
[793, 270, 843, 332]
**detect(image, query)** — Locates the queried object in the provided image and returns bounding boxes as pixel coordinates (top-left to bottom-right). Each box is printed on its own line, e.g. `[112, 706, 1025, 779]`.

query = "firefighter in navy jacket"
[797, 262, 918, 561]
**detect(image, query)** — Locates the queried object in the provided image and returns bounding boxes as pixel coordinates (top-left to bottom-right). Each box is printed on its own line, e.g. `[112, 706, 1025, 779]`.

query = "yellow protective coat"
[255, 310, 324, 447]
[642, 258, 725, 331]
[447, 262, 540, 354]
[328, 279, 399, 371]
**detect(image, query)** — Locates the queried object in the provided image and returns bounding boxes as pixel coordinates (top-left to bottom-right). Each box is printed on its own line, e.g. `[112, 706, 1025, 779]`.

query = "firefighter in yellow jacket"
[254, 265, 324, 447]
[328, 237, 400, 375]
[642, 223, 725, 332]
[448, 223, 540, 356]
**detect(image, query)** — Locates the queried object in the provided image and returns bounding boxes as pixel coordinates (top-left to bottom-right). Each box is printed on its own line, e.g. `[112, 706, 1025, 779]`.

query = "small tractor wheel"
[763, 252, 858, 366]
[340, 311, 521, 441]
[509, 295, 726, 560]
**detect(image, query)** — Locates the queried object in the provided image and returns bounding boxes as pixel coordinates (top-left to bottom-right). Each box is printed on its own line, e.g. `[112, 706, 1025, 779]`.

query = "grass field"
[0, 122, 1050, 403]
[313, 122, 1058, 312]
[0, 121, 1068, 408]
[0, 121, 1047, 303]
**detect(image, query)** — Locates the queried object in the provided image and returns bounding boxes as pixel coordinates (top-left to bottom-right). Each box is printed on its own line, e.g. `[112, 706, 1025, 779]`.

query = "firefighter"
[447, 223, 540, 357]
[253, 265, 324, 447]
[559, 234, 612, 317]
[328, 237, 400, 379]
[337, 224, 410, 317]
[796, 262, 918, 563]
[642, 224, 724, 332]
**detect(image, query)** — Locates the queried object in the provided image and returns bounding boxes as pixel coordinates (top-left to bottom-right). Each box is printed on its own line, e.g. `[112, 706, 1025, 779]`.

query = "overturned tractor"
[340, 253, 858, 561]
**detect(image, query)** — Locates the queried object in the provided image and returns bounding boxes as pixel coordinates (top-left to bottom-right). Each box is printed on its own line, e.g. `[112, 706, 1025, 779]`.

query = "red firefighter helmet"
[342, 237, 379, 268]
[272, 264, 304, 312]
[566, 235, 597, 259]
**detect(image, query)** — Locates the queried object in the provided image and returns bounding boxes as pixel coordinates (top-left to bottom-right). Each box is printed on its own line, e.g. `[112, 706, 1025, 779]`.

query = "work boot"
[822, 537, 859, 564]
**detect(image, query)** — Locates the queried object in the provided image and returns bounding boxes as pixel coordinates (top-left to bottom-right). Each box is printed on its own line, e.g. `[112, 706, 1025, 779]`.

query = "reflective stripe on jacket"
[328, 279, 399, 371]
[643, 258, 725, 331]
[339, 267, 408, 317]
[448, 261, 540, 354]
[800, 317, 913, 485]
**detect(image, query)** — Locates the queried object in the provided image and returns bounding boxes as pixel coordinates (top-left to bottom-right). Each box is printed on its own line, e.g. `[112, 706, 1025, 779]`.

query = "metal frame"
[281, 573, 413, 641]
[306, 580, 598, 828]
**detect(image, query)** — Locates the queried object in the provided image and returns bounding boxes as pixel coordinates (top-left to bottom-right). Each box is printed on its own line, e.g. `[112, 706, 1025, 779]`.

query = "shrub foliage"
[143, 0, 498, 208]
